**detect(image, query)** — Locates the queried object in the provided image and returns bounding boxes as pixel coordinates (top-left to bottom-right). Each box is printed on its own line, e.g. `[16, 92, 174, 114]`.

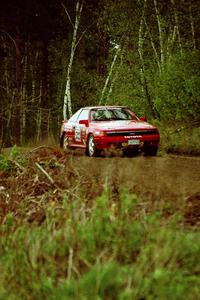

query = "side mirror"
[79, 119, 89, 127]
[140, 116, 147, 122]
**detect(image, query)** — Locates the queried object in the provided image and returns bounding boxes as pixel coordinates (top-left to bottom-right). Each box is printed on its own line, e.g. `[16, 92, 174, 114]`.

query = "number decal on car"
[75, 127, 81, 141]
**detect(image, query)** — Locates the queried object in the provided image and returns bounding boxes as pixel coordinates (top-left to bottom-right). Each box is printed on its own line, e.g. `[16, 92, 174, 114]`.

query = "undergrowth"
[0, 145, 27, 172]
[158, 124, 200, 156]
[0, 189, 199, 300]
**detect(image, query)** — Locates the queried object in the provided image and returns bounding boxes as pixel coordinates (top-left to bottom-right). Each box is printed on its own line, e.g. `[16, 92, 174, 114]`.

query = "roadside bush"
[0, 145, 27, 172]
[159, 125, 200, 155]
[0, 155, 12, 171]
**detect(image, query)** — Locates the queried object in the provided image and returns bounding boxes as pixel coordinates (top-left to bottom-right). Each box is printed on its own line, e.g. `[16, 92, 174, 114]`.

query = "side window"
[68, 109, 81, 122]
[77, 109, 89, 121]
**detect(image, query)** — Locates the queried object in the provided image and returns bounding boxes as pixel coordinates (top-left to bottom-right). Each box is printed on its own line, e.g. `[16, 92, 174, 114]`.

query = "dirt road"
[0, 148, 200, 224]
[67, 152, 200, 200]
[67, 152, 200, 225]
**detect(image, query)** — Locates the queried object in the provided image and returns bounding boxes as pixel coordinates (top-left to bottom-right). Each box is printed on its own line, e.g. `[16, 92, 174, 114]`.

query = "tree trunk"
[143, 17, 161, 73]
[106, 46, 125, 103]
[63, 0, 83, 120]
[1, 35, 9, 94]
[138, 0, 159, 118]
[154, 0, 165, 67]
[1, 91, 15, 148]
[14, 30, 22, 145]
[189, 1, 196, 50]
[99, 44, 121, 105]
[29, 45, 38, 103]
[36, 81, 42, 143]
[21, 42, 28, 144]
[170, 0, 182, 53]
[40, 41, 50, 141]
[166, 25, 177, 59]
[97, 32, 109, 76]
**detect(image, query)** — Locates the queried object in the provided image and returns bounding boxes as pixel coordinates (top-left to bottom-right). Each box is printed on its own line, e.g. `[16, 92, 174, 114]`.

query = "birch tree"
[99, 43, 121, 105]
[189, 1, 196, 50]
[138, 0, 158, 118]
[143, 17, 161, 74]
[62, 0, 83, 120]
[170, 0, 182, 53]
[153, 0, 164, 67]
[105, 45, 125, 103]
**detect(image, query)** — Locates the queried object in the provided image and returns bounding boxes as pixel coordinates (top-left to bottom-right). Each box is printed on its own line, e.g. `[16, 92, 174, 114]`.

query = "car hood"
[92, 120, 157, 131]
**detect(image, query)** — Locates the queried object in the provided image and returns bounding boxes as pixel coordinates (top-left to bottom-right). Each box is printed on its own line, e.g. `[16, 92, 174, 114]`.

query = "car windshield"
[91, 108, 138, 121]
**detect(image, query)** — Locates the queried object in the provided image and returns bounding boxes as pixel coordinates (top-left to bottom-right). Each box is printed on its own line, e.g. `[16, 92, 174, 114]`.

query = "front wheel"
[86, 135, 100, 157]
[60, 133, 69, 151]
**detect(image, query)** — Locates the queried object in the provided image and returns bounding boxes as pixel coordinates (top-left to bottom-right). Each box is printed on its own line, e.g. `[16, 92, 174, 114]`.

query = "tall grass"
[1, 189, 199, 300]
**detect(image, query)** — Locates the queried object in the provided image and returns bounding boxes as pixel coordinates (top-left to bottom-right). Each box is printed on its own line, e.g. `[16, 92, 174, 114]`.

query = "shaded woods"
[0, 0, 200, 147]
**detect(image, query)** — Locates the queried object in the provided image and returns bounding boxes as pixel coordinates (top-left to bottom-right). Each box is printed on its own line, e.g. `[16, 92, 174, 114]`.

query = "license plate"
[128, 139, 140, 145]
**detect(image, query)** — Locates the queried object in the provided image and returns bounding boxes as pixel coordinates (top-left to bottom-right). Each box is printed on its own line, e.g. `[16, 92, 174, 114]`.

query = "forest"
[0, 1, 200, 299]
[0, 0, 200, 148]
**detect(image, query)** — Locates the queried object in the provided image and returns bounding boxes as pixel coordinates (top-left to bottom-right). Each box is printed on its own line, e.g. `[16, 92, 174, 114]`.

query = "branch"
[8, 159, 25, 172]
[35, 162, 54, 185]
[170, 121, 200, 134]
[75, 25, 89, 50]
[61, 3, 74, 28]
[26, 145, 55, 157]
[0, 30, 17, 51]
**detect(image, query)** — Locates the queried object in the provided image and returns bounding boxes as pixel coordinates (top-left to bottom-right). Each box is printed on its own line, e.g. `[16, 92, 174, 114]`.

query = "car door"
[64, 109, 81, 146]
[73, 109, 89, 147]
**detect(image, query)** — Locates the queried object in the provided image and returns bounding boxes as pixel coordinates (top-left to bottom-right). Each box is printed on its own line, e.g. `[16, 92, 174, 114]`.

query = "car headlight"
[93, 130, 106, 136]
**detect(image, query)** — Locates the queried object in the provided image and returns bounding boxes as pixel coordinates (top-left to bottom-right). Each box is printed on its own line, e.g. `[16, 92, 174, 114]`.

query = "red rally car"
[60, 106, 160, 157]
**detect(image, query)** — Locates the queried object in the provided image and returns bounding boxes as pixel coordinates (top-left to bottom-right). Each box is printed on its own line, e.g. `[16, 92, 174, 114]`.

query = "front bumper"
[94, 135, 160, 150]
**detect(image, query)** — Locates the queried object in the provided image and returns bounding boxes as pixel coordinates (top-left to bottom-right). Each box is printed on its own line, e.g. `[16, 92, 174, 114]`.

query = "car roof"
[82, 106, 128, 110]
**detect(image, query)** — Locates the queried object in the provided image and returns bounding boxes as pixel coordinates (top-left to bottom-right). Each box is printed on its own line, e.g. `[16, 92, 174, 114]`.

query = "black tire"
[86, 134, 100, 157]
[143, 146, 158, 156]
[60, 133, 69, 151]
[122, 148, 139, 157]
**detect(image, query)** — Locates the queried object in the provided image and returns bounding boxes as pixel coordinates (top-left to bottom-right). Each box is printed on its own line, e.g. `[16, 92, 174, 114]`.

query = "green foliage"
[9, 145, 20, 159]
[0, 155, 11, 171]
[3, 212, 15, 228]
[0, 146, 27, 172]
[71, 62, 102, 109]
[0, 189, 200, 300]
[159, 125, 200, 155]
[152, 50, 200, 122]
[98, 0, 139, 40]
[105, 58, 146, 115]
[56, 262, 125, 300]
